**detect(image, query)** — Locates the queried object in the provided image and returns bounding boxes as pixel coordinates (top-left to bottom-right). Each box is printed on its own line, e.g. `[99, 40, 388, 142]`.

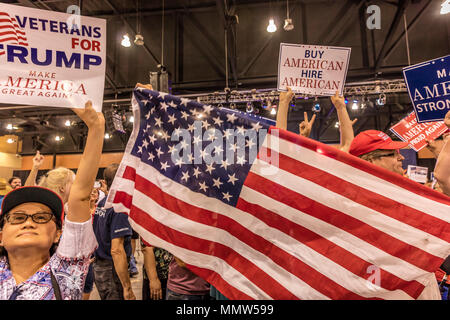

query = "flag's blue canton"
[130, 88, 275, 207]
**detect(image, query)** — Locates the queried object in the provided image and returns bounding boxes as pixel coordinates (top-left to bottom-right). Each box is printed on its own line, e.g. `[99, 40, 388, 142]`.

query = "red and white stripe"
[0, 12, 28, 55]
[108, 120, 450, 300]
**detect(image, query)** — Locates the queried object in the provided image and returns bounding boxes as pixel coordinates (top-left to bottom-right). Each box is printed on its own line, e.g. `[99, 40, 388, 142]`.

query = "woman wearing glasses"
[0, 101, 104, 300]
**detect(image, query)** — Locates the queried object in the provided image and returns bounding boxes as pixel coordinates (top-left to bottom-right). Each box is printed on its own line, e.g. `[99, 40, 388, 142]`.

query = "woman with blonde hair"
[25, 152, 75, 205]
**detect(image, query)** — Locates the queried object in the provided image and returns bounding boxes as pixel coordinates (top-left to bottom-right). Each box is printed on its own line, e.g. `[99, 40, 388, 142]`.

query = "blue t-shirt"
[93, 197, 132, 260]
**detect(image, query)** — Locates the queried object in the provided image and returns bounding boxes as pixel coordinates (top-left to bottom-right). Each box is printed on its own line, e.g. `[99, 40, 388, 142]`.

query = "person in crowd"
[330, 91, 357, 153]
[25, 150, 76, 210]
[129, 230, 140, 278]
[24, 151, 44, 188]
[434, 111, 450, 197]
[92, 163, 136, 300]
[349, 129, 447, 299]
[166, 256, 210, 300]
[0, 178, 12, 209]
[82, 186, 100, 300]
[8, 177, 22, 190]
[0, 100, 104, 300]
[141, 240, 172, 300]
[349, 130, 408, 175]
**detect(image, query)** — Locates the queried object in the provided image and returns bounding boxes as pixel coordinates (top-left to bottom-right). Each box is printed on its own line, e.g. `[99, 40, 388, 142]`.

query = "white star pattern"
[236, 155, 246, 165]
[193, 167, 201, 178]
[181, 98, 190, 106]
[154, 117, 162, 127]
[160, 161, 170, 171]
[220, 160, 230, 170]
[222, 192, 232, 201]
[133, 89, 272, 207]
[227, 173, 238, 185]
[205, 163, 215, 174]
[226, 113, 237, 123]
[181, 111, 189, 121]
[251, 122, 263, 131]
[213, 116, 223, 126]
[198, 181, 209, 192]
[181, 171, 190, 182]
[156, 147, 164, 157]
[212, 177, 223, 188]
[168, 114, 177, 125]
[160, 102, 169, 112]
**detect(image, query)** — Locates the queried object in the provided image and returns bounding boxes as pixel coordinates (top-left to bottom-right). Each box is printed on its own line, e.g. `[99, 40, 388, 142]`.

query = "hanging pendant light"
[121, 34, 131, 47]
[134, 0, 144, 45]
[283, 0, 294, 31]
[267, 19, 277, 33]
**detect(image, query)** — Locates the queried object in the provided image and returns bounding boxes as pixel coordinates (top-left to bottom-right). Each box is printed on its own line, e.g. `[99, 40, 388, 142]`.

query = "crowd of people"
[0, 83, 448, 300]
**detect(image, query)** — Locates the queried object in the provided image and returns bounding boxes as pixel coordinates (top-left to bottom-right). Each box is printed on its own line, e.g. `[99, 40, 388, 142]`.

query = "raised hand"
[279, 87, 294, 105]
[299, 112, 316, 138]
[136, 83, 154, 91]
[330, 91, 346, 110]
[32, 150, 44, 169]
[71, 101, 105, 129]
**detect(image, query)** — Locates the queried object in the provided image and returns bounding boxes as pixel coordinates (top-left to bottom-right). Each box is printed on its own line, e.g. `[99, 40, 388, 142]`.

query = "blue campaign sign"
[403, 55, 450, 123]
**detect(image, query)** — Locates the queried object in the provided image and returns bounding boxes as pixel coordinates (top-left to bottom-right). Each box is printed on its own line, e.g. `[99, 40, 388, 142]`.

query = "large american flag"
[0, 11, 28, 56]
[107, 87, 450, 300]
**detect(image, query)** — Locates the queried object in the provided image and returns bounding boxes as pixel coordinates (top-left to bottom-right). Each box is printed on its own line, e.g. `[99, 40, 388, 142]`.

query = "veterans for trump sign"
[0, 3, 106, 111]
[390, 111, 448, 152]
[403, 55, 450, 123]
[277, 43, 351, 96]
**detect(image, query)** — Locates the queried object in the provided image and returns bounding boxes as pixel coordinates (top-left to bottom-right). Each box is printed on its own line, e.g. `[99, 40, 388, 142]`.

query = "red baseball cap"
[349, 130, 409, 157]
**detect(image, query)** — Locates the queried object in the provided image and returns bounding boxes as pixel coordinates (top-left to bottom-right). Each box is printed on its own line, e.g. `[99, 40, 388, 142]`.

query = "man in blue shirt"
[92, 163, 136, 300]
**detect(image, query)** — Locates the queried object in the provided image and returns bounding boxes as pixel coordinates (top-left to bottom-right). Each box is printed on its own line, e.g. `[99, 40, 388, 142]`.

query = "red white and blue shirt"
[0, 218, 98, 300]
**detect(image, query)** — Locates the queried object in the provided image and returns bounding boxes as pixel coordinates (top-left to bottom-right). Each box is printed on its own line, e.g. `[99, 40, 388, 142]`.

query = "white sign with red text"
[389, 111, 448, 152]
[0, 3, 106, 111]
[277, 43, 351, 96]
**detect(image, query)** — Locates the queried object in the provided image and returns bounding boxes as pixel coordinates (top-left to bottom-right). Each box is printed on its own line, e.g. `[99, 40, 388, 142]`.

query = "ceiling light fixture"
[441, 0, 450, 14]
[121, 34, 131, 47]
[65, 120, 71, 127]
[283, 0, 294, 31]
[267, 19, 277, 33]
[134, 0, 144, 45]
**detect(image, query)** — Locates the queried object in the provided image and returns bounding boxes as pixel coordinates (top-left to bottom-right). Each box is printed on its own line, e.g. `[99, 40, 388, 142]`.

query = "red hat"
[349, 130, 409, 157]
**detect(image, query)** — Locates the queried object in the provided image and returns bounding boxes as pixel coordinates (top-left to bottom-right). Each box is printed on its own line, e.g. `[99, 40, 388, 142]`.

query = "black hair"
[103, 163, 120, 190]
[8, 177, 21, 185]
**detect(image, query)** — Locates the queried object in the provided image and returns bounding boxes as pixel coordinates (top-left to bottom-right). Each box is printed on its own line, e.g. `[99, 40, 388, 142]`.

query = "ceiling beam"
[374, 0, 411, 71]
[382, 0, 432, 63]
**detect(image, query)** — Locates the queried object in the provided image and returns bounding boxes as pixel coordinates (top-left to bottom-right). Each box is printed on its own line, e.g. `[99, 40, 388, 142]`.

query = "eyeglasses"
[378, 151, 396, 158]
[5, 212, 54, 225]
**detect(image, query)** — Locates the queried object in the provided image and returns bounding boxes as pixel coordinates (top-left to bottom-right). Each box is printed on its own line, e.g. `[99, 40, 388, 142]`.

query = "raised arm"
[434, 111, 450, 196]
[276, 87, 294, 130]
[24, 150, 44, 186]
[68, 101, 105, 222]
[331, 91, 355, 153]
